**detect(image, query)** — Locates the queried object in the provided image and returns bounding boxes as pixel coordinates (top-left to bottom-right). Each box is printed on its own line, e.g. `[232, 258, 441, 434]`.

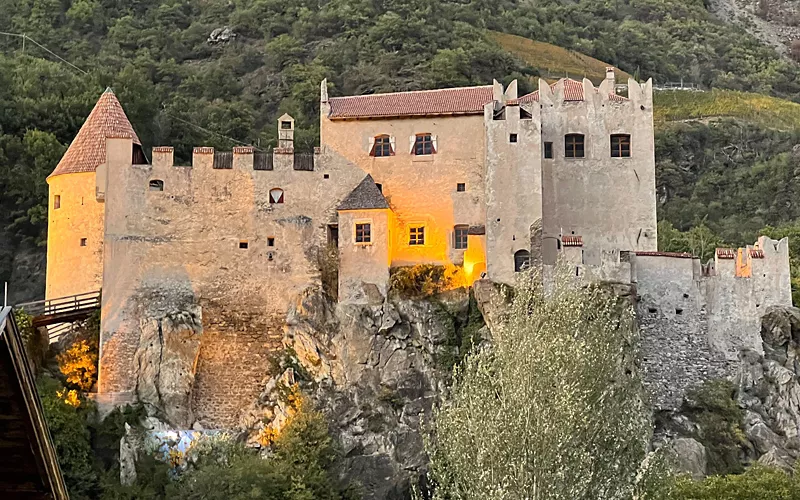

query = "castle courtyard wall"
[99, 138, 365, 427]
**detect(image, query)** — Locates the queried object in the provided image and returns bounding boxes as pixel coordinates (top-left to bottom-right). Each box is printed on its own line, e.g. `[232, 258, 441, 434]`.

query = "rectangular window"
[509, 133, 518, 143]
[371, 136, 393, 157]
[544, 142, 553, 159]
[239, 240, 248, 249]
[80, 238, 87, 247]
[454, 225, 468, 250]
[268, 237, 275, 247]
[611, 134, 631, 158]
[281, 121, 292, 129]
[456, 183, 466, 192]
[409, 226, 425, 246]
[355, 223, 371, 243]
[54, 195, 61, 209]
[565, 134, 585, 158]
[414, 134, 434, 155]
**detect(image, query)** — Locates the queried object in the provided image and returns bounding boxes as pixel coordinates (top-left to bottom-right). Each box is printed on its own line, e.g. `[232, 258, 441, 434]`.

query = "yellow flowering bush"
[57, 339, 98, 391]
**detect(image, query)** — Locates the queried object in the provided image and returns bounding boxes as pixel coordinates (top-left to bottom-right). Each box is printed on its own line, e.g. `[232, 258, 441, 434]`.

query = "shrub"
[168, 394, 359, 500]
[390, 264, 463, 298]
[681, 380, 747, 475]
[38, 375, 100, 499]
[57, 339, 98, 391]
[669, 465, 800, 499]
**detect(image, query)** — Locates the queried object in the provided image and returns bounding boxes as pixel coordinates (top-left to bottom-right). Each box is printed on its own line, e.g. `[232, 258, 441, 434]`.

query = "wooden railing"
[16, 291, 101, 331]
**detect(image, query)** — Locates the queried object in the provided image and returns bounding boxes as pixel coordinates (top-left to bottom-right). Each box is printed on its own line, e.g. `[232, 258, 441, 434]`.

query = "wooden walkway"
[16, 290, 101, 331]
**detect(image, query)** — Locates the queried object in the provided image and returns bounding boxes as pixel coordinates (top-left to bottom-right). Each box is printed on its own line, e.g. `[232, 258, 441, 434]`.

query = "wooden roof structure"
[0, 307, 69, 499]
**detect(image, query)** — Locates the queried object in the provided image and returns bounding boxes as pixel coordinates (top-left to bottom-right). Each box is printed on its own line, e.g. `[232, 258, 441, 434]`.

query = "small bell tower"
[277, 113, 295, 150]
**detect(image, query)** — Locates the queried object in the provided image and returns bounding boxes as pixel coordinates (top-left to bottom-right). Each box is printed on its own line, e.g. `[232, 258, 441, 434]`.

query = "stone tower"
[45, 88, 143, 300]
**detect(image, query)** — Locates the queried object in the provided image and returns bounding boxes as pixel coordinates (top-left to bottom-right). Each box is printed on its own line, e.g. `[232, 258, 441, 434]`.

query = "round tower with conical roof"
[46, 89, 142, 300]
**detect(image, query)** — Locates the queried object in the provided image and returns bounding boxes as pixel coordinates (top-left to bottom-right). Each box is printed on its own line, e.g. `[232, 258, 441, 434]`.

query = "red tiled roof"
[749, 249, 765, 259]
[518, 79, 627, 103]
[716, 248, 736, 260]
[49, 89, 140, 179]
[635, 251, 695, 259]
[562, 235, 583, 247]
[328, 86, 494, 119]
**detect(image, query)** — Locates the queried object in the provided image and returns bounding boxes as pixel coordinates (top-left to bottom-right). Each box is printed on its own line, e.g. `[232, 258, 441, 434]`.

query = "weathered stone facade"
[46, 73, 792, 430]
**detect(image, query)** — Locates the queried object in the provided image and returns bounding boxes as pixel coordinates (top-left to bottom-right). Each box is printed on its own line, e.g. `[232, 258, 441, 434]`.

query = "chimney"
[277, 113, 295, 150]
[605, 67, 616, 90]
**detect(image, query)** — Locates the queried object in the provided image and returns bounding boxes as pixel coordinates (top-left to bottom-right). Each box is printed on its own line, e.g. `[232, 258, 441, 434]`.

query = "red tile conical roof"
[48, 88, 141, 179]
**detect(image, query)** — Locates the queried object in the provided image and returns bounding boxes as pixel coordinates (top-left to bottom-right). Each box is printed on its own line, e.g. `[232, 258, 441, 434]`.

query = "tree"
[422, 270, 659, 499]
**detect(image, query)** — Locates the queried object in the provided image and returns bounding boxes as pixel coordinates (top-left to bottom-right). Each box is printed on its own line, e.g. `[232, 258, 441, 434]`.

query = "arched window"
[149, 180, 164, 191]
[565, 134, 585, 158]
[370, 135, 393, 157]
[269, 188, 284, 204]
[514, 249, 531, 272]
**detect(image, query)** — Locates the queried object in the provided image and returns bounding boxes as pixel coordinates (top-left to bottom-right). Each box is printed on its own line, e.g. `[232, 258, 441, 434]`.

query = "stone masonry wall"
[100, 137, 367, 427]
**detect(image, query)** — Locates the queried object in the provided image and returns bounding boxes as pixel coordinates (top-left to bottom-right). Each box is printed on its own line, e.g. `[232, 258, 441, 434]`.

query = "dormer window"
[269, 188, 284, 204]
[371, 135, 393, 157]
[413, 134, 435, 155]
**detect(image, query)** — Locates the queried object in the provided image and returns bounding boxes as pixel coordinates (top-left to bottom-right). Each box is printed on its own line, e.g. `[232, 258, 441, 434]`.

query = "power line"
[0, 31, 88, 74]
[0, 30, 261, 150]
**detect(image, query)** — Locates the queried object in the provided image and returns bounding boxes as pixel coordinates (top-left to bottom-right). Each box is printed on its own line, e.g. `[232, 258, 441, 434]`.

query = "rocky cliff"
[709, 0, 800, 57]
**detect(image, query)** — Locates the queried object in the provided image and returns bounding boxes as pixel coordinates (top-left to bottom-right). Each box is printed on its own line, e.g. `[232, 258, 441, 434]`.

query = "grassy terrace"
[654, 89, 800, 129]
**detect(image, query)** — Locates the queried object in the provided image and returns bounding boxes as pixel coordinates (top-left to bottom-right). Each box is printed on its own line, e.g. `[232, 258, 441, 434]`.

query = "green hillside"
[491, 31, 632, 84]
[654, 89, 800, 130]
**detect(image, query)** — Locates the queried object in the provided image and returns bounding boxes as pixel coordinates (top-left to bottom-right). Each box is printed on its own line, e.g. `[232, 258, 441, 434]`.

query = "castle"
[45, 69, 792, 427]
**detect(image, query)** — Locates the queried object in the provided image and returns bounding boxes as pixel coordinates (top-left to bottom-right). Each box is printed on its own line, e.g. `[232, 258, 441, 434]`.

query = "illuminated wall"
[46, 172, 105, 300]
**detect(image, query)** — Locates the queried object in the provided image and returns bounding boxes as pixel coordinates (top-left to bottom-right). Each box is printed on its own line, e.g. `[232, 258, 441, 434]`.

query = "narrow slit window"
[149, 179, 164, 191]
[544, 142, 553, 159]
[454, 225, 468, 250]
[355, 223, 371, 243]
[565, 134, 585, 158]
[413, 134, 434, 155]
[371, 135, 393, 157]
[611, 134, 631, 158]
[267, 237, 275, 247]
[409, 226, 425, 246]
[54, 195, 61, 209]
[269, 188, 284, 204]
[80, 238, 87, 247]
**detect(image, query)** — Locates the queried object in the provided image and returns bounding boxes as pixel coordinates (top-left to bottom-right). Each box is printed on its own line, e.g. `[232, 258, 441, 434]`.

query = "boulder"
[671, 437, 707, 479]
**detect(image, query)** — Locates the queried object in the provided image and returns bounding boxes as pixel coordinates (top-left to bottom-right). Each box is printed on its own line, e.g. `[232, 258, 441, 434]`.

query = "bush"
[390, 264, 463, 298]
[38, 375, 100, 499]
[682, 380, 748, 475]
[669, 465, 800, 499]
[168, 395, 358, 500]
[57, 339, 98, 391]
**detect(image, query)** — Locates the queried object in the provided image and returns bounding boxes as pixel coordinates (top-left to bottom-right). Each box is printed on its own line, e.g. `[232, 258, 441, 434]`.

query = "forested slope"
[2, 0, 800, 300]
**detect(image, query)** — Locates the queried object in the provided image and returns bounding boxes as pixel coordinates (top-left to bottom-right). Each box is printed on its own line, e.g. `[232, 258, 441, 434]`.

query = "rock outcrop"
[735, 306, 800, 471]
[241, 287, 478, 499]
[133, 308, 203, 428]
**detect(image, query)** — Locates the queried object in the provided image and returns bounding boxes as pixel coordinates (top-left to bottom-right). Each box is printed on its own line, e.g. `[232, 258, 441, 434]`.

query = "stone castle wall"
[633, 238, 791, 410]
[99, 138, 366, 427]
[540, 79, 657, 258]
